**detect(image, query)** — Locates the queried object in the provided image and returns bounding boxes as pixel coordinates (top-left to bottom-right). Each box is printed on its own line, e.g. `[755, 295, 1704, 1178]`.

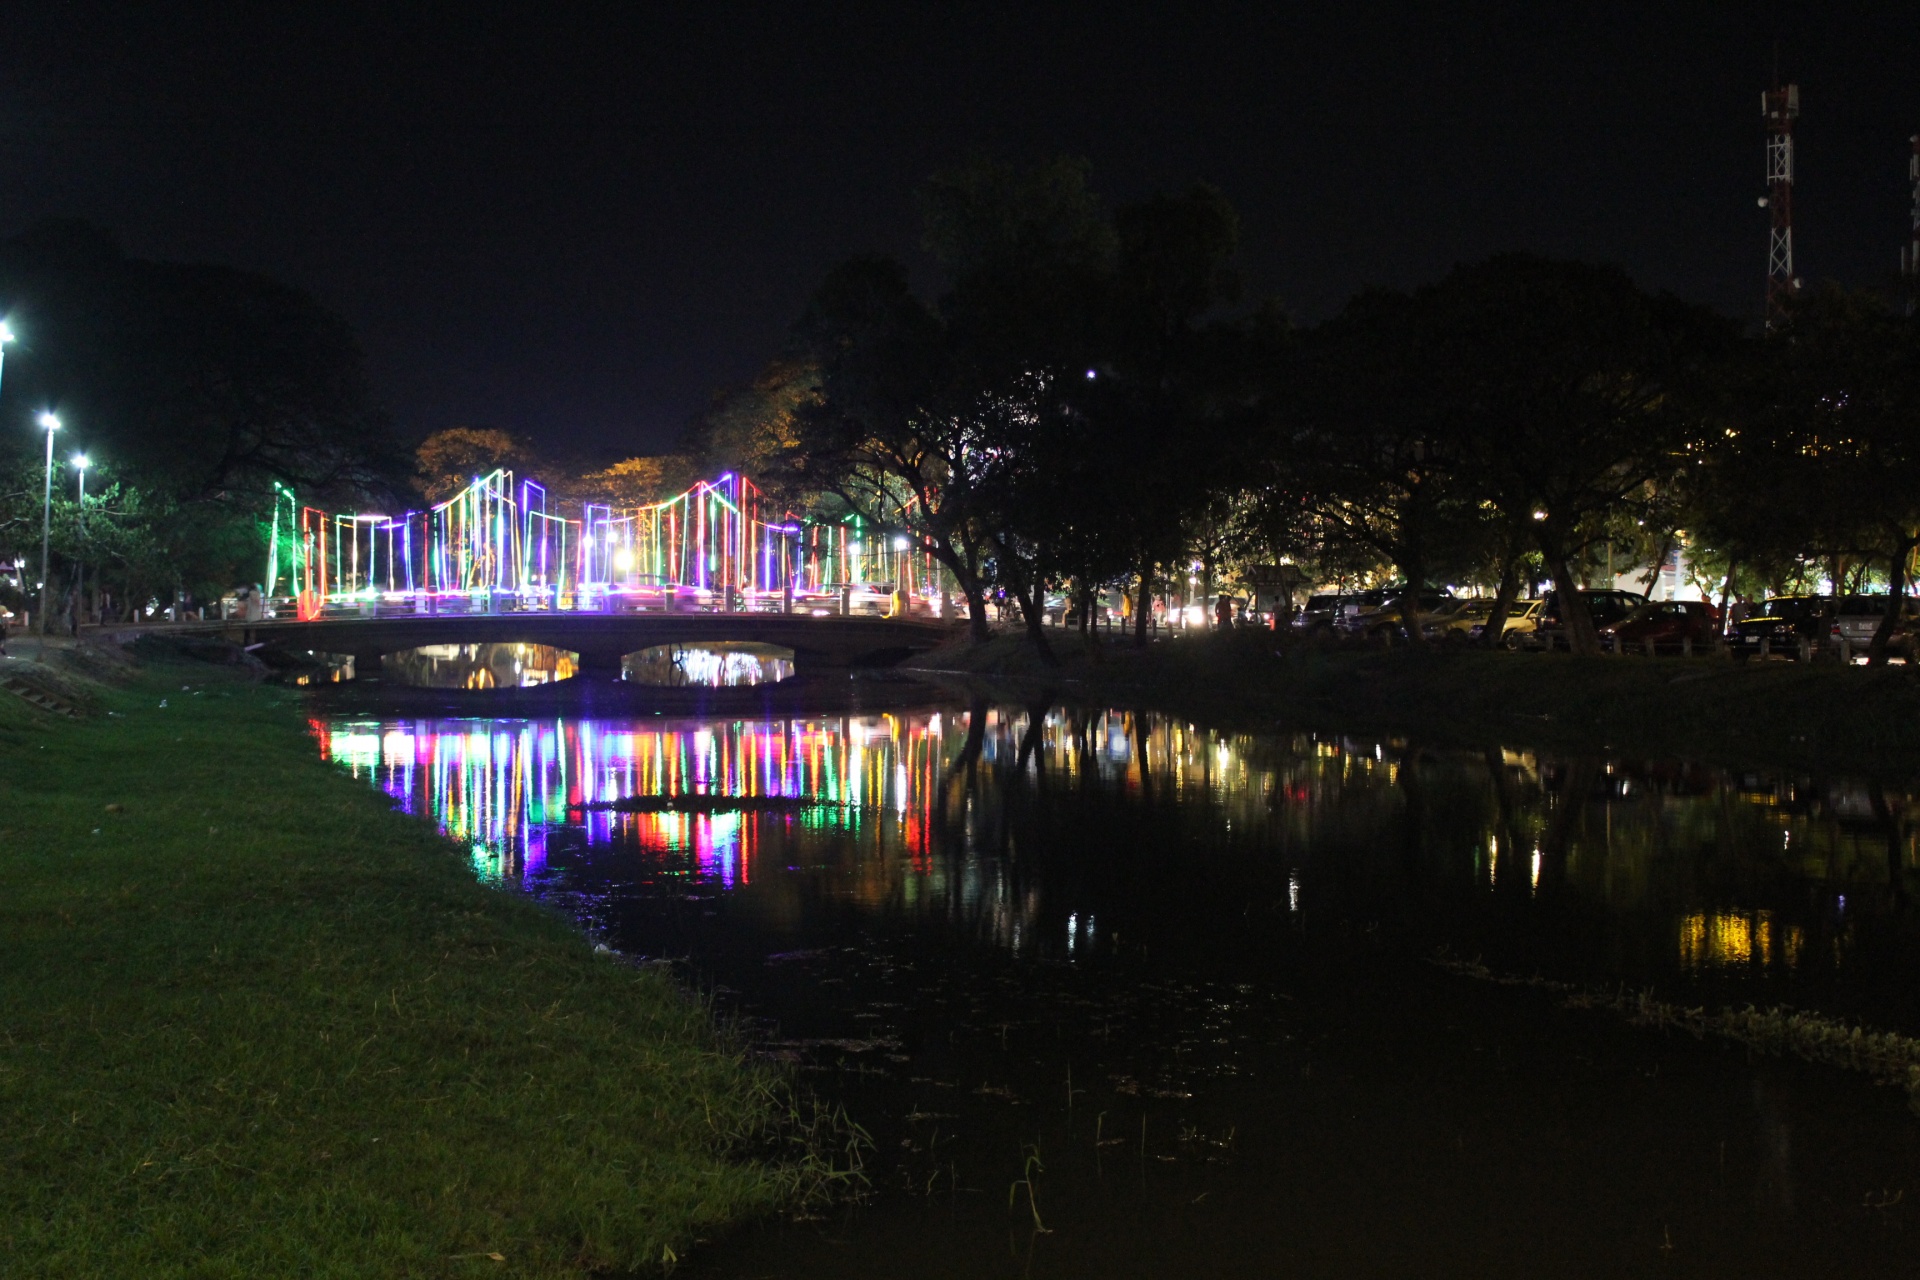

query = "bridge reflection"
[316, 704, 1920, 996]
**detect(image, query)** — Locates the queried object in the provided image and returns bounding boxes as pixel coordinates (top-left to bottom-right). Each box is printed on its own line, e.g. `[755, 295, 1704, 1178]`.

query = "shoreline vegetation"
[0, 643, 839, 1278]
[904, 628, 1920, 778]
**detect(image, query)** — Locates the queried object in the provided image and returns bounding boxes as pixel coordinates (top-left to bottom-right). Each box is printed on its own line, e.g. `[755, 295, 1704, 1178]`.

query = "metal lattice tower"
[1762, 83, 1800, 324]
[1903, 134, 1920, 302]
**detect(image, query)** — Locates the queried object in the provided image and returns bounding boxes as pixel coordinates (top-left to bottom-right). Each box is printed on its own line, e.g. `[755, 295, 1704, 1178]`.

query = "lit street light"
[37, 413, 59, 646]
[73, 453, 90, 631]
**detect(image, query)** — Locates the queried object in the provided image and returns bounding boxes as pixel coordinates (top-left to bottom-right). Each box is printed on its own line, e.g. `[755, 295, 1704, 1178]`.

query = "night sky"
[2, 2, 1916, 455]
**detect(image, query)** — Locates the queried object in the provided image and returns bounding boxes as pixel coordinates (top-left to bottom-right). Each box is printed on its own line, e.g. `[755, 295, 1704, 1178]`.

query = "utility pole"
[1761, 83, 1800, 326]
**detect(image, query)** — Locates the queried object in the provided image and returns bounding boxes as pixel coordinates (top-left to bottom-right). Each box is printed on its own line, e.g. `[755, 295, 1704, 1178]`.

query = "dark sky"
[1, 2, 1916, 456]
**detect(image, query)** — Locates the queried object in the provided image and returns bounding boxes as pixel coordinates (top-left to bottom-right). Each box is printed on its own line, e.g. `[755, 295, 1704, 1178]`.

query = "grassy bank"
[0, 653, 799, 1277]
[910, 629, 1920, 775]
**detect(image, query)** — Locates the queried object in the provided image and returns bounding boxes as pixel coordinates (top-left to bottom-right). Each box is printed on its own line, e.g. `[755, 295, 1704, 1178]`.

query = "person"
[1214, 594, 1234, 630]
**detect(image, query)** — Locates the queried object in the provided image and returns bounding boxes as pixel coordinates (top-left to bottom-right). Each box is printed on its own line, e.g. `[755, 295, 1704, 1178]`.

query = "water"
[319, 690, 1920, 1277]
[374, 641, 797, 689]
[623, 641, 796, 687]
[383, 642, 579, 689]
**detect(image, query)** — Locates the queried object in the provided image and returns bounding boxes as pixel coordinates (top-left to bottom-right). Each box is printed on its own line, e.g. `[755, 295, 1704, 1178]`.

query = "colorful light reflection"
[318, 712, 951, 886]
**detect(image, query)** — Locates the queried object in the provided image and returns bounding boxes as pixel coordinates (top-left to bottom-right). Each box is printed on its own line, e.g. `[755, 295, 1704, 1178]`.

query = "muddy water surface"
[320, 690, 1920, 1277]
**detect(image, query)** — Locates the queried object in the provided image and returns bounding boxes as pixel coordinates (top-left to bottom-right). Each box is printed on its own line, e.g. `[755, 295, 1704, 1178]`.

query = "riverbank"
[0, 649, 804, 1277]
[907, 629, 1920, 776]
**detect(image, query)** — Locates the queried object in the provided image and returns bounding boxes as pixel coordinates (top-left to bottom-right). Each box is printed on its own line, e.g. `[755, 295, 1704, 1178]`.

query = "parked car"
[1729, 596, 1831, 661]
[1293, 593, 1352, 632]
[1348, 590, 1457, 642]
[1463, 598, 1546, 647]
[1427, 598, 1510, 642]
[1331, 588, 1395, 633]
[1829, 595, 1920, 660]
[1599, 600, 1720, 653]
[1528, 589, 1650, 649]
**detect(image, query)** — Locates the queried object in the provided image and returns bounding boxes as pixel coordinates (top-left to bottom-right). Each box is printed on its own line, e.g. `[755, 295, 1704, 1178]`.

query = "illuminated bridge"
[201, 610, 960, 678]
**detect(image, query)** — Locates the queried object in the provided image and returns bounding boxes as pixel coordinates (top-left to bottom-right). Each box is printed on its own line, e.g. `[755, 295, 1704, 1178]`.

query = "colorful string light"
[274, 469, 945, 618]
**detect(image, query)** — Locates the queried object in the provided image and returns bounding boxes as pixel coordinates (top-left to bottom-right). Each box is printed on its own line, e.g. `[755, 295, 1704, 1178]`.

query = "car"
[1348, 590, 1457, 642]
[1829, 595, 1920, 660]
[1464, 598, 1546, 647]
[1599, 599, 1720, 654]
[1331, 588, 1395, 633]
[1423, 598, 1503, 642]
[1292, 593, 1352, 632]
[1528, 589, 1650, 649]
[1729, 596, 1830, 661]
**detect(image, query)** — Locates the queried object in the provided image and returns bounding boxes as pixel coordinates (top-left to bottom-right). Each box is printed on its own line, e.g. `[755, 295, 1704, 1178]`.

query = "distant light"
[1532, 510, 1547, 521]
[0, 322, 13, 345]
[614, 548, 635, 573]
[71, 453, 89, 470]
[1085, 369, 1097, 379]
[892, 536, 910, 551]
[37, 412, 59, 431]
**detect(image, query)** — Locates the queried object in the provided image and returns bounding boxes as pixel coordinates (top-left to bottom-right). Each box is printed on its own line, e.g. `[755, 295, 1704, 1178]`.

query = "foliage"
[413, 426, 528, 503]
[0, 219, 404, 610]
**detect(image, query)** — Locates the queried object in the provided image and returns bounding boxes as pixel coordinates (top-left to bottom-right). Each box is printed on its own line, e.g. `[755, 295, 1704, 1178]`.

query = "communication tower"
[1903, 134, 1920, 308]
[1761, 83, 1800, 324]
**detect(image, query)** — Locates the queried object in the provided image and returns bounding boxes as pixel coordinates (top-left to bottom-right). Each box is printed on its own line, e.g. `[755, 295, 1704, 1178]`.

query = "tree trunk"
[1012, 580, 1058, 666]
[1542, 536, 1601, 655]
[1868, 534, 1916, 667]
[1716, 559, 1738, 638]
[963, 581, 992, 643]
[1482, 555, 1521, 649]
[1133, 566, 1154, 650]
[1397, 558, 1427, 645]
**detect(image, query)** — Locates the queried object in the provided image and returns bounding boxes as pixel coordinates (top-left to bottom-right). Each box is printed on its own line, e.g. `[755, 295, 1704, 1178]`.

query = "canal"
[316, 685, 1920, 1277]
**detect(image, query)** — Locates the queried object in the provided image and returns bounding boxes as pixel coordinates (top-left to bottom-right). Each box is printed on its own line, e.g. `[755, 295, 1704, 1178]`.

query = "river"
[316, 682, 1920, 1277]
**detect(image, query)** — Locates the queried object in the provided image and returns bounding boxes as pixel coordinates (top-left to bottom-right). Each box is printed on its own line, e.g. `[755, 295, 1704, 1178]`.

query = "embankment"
[0, 646, 802, 1277]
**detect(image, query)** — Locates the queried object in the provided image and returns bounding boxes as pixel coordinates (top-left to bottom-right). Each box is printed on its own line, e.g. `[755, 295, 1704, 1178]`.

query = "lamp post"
[36, 413, 60, 646]
[72, 453, 89, 632]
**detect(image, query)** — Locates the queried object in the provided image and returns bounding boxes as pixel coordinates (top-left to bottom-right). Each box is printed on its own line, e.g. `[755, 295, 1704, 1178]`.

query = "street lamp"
[0, 322, 14, 404]
[72, 453, 90, 631]
[36, 413, 59, 645]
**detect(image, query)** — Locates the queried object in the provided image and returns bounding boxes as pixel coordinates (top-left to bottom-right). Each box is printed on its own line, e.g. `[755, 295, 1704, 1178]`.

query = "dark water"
[319, 690, 1920, 1277]
[376, 641, 797, 690]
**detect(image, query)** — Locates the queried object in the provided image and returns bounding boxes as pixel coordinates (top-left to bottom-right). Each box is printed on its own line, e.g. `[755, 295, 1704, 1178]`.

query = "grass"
[909, 628, 1920, 776]
[1433, 954, 1920, 1116]
[0, 652, 806, 1277]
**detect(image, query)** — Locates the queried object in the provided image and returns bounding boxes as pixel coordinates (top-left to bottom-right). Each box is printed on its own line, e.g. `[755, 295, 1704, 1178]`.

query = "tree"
[0, 220, 403, 610]
[1258, 288, 1493, 642]
[789, 255, 1000, 642]
[1411, 256, 1731, 654]
[691, 359, 814, 484]
[414, 427, 527, 503]
[1735, 287, 1920, 664]
[1094, 186, 1255, 646]
[0, 219, 402, 505]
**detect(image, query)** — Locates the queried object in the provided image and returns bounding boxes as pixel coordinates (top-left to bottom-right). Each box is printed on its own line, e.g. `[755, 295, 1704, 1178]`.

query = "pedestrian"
[1214, 594, 1234, 630]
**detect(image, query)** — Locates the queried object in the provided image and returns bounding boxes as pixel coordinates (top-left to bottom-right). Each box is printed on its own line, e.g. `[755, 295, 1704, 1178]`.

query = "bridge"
[202, 610, 962, 678]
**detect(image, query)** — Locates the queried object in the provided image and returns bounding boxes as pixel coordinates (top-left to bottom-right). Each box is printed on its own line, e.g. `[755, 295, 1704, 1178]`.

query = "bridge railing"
[256, 582, 962, 624]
